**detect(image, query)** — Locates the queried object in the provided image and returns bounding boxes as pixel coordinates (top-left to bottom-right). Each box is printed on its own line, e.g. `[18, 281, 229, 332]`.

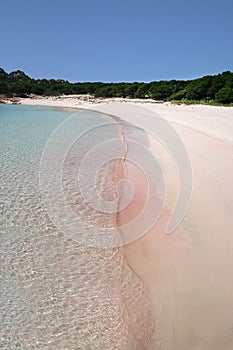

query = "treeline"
[0, 68, 233, 104]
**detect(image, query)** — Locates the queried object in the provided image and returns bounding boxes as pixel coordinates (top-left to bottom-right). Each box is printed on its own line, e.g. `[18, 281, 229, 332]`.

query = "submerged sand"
[19, 96, 233, 349]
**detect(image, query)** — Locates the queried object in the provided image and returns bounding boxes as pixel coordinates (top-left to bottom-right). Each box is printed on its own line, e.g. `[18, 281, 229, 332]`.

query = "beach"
[16, 96, 233, 349]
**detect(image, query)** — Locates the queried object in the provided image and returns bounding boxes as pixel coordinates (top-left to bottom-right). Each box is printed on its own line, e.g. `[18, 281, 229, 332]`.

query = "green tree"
[215, 88, 233, 104]
[135, 84, 149, 98]
[168, 89, 187, 101]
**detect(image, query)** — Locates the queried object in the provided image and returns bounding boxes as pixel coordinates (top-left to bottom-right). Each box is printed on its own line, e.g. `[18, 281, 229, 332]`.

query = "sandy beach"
[18, 96, 233, 349]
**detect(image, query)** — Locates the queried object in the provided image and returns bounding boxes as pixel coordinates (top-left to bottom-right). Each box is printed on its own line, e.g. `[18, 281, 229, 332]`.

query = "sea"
[0, 104, 154, 350]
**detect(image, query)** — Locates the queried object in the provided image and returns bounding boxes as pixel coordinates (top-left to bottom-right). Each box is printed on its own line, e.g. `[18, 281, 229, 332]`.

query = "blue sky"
[1, 0, 232, 82]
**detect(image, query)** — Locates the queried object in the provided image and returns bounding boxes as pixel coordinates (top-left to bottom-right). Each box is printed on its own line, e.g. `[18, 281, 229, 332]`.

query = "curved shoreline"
[3, 99, 233, 349]
[100, 113, 156, 348]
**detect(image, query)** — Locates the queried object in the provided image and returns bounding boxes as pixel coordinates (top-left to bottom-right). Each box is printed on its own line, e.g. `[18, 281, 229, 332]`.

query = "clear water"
[0, 105, 154, 349]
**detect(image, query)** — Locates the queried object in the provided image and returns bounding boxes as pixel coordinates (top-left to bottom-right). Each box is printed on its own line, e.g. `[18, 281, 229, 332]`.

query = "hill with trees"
[0, 68, 233, 105]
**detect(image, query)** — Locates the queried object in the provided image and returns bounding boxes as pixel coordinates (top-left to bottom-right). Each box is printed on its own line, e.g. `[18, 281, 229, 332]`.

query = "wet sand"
[117, 105, 233, 349]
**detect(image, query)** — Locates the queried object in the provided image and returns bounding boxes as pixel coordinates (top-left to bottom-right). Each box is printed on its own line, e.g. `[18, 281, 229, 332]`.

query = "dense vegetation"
[1, 68, 233, 105]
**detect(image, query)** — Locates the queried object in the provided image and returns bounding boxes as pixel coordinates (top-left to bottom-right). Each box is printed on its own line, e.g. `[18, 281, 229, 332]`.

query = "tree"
[215, 88, 233, 104]
[0, 67, 233, 104]
[135, 84, 149, 98]
[207, 75, 224, 99]
[168, 89, 187, 101]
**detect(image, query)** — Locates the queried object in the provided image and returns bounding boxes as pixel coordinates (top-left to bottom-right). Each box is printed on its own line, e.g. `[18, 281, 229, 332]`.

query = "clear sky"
[1, 0, 232, 82]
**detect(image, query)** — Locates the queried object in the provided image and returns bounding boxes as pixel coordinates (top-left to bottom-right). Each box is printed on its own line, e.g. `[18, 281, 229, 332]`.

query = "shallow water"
[0, 105, 154, 349]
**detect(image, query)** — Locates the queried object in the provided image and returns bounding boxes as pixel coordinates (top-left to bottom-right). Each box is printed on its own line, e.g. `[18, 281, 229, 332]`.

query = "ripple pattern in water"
[0, 105, 155, 349]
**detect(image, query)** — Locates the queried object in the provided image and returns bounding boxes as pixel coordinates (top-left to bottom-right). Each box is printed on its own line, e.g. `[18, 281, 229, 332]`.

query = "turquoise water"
[0, 105, 153, 349]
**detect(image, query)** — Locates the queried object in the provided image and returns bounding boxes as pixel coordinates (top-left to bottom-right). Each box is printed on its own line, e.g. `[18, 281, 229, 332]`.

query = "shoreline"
[3, 96, 233, 348]
[9, 95, 233, 143]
